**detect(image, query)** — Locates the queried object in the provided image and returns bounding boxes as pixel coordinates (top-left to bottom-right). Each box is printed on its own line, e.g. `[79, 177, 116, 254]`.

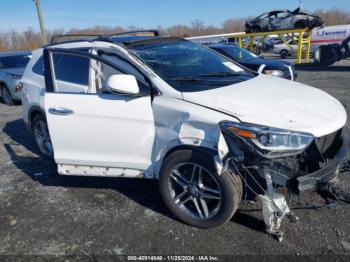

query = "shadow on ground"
[2, 118, 264, 232]
[2, 119, 172, 219]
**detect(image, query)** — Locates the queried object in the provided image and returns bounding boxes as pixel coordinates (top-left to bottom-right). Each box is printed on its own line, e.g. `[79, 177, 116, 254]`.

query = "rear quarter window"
[32, 56, 44, 76]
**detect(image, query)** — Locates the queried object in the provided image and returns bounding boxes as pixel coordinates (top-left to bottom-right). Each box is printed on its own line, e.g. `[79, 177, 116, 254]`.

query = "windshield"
[213, 45, 258, 61]
[0, 54, 30, 69]
[129, 39, 254, 92]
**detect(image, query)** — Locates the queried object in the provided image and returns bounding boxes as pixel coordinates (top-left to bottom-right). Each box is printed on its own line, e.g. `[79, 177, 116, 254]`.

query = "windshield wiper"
[198, 71, 246, 77]
[170, 71, 250, 82]
[170, 76, 242, 83]
[170, 76, 202, 82]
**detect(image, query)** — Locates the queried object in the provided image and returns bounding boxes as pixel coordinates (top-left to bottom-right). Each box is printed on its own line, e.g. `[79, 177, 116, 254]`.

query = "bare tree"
[222, 18, 247, 33]
[1, 8, 349, 52]
[314, 8, 350, 26]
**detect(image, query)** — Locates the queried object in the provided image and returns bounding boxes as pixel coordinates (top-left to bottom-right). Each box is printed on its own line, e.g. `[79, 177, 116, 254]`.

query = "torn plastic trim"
[297, 136, 349, 191]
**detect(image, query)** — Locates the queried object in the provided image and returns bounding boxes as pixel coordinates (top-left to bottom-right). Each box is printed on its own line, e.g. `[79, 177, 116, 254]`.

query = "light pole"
[33, 0, 47, 44]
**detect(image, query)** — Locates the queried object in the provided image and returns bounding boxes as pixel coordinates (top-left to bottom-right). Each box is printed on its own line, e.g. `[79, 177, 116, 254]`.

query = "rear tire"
[159, 149, 242, 229]
[280, 49, 289, 59]
[32, 114, 54, 159]
[318, 45, 338, 66]
[1, 85, 14, 106]
[251, 26, 261, 33]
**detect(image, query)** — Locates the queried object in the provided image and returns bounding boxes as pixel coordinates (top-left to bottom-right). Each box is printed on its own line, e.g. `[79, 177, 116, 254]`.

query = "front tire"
[159, 149, 242, 229]
[1, 85, 14, 106]
[295, 21, 306, 29]
[32, 114, 54, 159]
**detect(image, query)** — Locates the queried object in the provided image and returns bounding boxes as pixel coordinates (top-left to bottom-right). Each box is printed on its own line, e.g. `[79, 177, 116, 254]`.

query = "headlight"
[263, 69, 284, 77]
[220, 121, 314, 158]
[7, 73, 22, 80]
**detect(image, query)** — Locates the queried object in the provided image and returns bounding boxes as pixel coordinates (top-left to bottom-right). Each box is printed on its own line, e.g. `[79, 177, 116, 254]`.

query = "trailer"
[311, 24, 350, 53]
[312, 24, 350, 65]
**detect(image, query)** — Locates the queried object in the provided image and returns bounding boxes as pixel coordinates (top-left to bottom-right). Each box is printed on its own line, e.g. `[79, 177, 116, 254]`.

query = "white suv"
[20, 31, 348, 238]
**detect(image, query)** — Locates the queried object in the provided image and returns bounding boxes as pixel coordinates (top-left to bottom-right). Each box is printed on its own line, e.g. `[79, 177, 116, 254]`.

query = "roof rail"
[50, 30, 159, 45]
[106, 30, 159, 38]
[50, 34, 103, 45]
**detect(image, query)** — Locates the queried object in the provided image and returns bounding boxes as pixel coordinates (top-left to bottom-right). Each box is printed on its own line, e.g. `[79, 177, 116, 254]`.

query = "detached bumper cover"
[220, 121, 349, 192]
[297, 132, 349, 192]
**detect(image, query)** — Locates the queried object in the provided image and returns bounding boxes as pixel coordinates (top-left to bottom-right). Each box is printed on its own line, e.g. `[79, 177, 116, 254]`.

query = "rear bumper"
[293, 72, 298, 80]
[283, 66, 298, 81]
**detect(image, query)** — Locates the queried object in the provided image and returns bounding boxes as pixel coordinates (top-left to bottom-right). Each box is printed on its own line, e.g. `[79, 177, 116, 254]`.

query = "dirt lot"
[0, 60, 350, 259]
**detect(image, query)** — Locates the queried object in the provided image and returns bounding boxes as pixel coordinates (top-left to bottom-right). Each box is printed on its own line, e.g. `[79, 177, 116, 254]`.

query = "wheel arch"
[28, 105, 46, 129]
[164, 144, 217, 160]
[0, 81, 8, 92]
[155, 144, 218, 179]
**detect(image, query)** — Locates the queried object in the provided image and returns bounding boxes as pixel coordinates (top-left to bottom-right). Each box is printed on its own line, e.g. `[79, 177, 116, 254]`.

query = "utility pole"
[33, 0, 47, 44]
[299, 0, 303, 10]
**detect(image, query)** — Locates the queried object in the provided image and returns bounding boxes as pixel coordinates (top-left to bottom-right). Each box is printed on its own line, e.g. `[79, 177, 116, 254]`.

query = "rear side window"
[0, 54, 30, 69]
[32, 48, 90, 77]
[53, 54, 89, 85]
[32, 56, 44, 75]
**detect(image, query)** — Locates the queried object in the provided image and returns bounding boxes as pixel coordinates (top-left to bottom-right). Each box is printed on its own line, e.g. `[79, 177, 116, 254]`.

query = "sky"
[1, 0, 350, 32]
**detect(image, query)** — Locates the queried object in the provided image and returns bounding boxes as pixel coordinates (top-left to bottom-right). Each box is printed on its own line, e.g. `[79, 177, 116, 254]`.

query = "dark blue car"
[208, 43, 297, 80]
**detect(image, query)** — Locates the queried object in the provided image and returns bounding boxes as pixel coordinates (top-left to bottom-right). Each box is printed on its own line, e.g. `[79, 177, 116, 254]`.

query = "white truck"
[311, 24, 350, 65]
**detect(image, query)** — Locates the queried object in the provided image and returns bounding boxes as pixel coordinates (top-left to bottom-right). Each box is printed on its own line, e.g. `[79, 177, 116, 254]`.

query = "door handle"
[48, 108, 74, 115]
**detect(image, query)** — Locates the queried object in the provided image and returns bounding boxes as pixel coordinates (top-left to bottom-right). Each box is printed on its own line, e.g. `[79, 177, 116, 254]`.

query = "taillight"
[15, 81, 24, 93]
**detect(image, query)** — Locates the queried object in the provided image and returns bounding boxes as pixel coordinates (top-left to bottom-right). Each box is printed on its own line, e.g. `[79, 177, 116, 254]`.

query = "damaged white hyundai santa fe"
[20, 31, 348, 240]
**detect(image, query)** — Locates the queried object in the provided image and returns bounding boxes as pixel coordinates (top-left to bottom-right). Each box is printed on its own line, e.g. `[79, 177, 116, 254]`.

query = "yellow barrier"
[228, 28, 312, 64]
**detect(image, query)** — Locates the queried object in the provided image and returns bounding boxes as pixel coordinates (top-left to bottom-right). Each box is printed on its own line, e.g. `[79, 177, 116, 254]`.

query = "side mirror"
[106, 74, 139, 95]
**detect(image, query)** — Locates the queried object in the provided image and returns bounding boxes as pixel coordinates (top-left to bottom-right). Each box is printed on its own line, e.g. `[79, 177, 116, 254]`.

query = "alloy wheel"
[33, 120, 53, 157]
[168, 163, 222, 219]
[1, 87, 13, 105]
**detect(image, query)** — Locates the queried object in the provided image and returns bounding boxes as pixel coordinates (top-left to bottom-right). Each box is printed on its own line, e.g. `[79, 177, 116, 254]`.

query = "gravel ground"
[0, 60, 350, 259]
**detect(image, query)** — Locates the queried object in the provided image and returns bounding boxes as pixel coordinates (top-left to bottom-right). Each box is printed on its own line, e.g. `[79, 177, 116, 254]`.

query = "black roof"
[49, 30, 160, 46]
[122, 37, 182, 48]
[0, 51, 31, 57]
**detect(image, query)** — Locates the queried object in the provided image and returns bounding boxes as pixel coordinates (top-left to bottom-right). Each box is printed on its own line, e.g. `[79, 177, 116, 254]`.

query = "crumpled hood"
[2, 67, 25, 76]
[182, 75, 347, 137]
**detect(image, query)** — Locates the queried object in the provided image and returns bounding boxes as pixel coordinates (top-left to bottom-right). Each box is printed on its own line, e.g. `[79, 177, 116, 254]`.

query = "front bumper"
[297, 138, 348, 191]
[220, 123, 349, 193]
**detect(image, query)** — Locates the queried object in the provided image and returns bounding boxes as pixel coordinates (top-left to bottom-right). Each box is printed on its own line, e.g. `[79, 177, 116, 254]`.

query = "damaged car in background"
[19, 31, 349, 241]
[207, 43, 297, 80]
[245, 7, 324, 33]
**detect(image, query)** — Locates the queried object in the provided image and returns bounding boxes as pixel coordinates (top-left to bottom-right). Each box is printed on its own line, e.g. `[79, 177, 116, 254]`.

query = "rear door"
[43, 48, 156, 176]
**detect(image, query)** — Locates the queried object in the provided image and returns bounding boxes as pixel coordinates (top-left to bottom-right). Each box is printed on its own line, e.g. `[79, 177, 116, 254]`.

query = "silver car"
[245, 7, 323, 33]
[0, 51, 31, 105]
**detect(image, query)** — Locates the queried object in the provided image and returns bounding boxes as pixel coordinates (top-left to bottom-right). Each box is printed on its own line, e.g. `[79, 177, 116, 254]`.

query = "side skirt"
[57, 164, 153, 179]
